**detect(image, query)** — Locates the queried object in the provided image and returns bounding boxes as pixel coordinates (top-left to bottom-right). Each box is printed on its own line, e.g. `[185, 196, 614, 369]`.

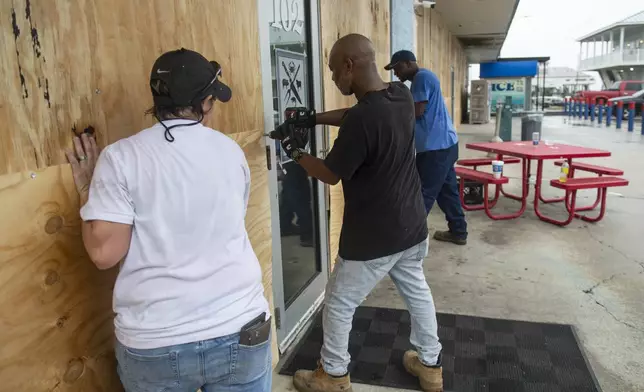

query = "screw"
[30, 173, 36, 179]
[95, 89, 101, 94]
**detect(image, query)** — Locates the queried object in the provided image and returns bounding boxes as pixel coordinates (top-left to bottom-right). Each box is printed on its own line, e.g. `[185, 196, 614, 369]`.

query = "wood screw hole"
[44, 270, 59, 286]
[56, 315, 67, 328]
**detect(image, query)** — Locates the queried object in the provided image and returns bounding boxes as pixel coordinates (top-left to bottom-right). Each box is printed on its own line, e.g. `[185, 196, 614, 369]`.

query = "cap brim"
[384, 62, 398, 71]
[212, 80, 232, 103]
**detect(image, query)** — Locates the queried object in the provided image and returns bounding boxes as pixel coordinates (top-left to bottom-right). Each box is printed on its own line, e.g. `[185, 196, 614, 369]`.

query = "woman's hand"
[65, 133, 99, 201]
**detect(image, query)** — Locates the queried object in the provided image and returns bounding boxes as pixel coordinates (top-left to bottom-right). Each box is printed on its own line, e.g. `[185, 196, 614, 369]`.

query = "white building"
[578, 10, 644, 86]
[532, 66, 595, 94]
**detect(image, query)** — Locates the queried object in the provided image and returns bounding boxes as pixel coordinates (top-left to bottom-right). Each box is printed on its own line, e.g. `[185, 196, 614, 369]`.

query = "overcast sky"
[500, 0, 642, 68]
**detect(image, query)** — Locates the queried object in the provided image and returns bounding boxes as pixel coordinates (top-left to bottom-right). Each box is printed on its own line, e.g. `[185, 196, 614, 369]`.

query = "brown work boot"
[433, 230, 467, 245]
[403, 351, 443, 392]
[293, 362, 353, 392]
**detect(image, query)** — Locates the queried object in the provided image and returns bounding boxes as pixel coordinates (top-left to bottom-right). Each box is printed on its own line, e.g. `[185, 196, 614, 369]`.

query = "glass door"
[257, 0, 328, 350]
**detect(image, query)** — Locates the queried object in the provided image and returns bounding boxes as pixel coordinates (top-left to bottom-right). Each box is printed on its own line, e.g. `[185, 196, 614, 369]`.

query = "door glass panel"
[269, 0, 321, 307]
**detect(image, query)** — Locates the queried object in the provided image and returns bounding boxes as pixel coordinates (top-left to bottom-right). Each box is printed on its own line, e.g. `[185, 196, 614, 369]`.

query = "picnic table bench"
[550, 177, 629, 224]
[455, 166, 527, 220]
[458, 142, 628, 226]
[457, 157, 521, 168]
[553, 160, 624, 176]
[552, 160, 625, 215]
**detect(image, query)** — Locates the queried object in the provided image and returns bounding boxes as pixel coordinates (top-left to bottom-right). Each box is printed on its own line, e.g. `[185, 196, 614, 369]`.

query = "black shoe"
[433, 231, 467, 245]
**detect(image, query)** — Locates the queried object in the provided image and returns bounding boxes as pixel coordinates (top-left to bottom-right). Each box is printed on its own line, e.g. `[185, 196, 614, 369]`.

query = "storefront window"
[268, 0, 321, 307]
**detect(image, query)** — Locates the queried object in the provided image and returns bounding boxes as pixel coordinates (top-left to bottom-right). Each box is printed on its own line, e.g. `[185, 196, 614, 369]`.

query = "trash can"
[521, 112, 544, 141]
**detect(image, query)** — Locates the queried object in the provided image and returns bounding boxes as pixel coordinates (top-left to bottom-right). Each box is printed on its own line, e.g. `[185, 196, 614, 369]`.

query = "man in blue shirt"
[385, 50, 468, 245]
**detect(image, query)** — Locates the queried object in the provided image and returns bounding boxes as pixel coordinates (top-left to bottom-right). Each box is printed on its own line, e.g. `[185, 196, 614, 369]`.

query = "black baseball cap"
[149, 48, 232, 107]
[384, 50, 417, 70]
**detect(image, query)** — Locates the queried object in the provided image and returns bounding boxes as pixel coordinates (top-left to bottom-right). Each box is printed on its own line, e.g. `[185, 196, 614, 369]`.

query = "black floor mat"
[278, 306, 601, 392]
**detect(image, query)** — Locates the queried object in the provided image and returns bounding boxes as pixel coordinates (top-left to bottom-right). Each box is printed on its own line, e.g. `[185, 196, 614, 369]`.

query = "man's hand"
[414, 101, 427, 118]
[65, 133, 99, 203]
[288, 107, 316, 128]
[281, 134, 306, 161]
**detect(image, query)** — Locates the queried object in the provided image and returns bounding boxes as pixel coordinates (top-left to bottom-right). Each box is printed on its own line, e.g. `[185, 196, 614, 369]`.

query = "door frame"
[257, 0, 329, 352]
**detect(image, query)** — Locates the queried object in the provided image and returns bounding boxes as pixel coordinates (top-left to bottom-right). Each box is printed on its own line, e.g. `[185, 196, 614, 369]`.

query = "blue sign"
[489, 79, 526, 114]
[480, 61, 538, 79]
[491, 82, 516, 92]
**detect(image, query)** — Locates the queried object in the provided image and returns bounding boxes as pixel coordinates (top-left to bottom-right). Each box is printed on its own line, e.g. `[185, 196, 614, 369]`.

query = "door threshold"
[278, 291, 325, 355]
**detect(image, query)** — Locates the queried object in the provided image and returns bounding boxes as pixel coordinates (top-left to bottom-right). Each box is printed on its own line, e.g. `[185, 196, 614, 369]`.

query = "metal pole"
[541, 62, 547, 112]
[488, 102, 504, 157]
[535, 66, 540, 111]
[494, 103, 503, 138]
[641, 103, 644, 135]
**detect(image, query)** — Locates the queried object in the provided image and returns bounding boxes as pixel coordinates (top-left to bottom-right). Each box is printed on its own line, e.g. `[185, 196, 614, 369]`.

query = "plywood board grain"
[0, 0, 274, 388]
[0, 166, 122, 392]
[0, 0, 263, 176]
[229, 130, 278, 364]
[415, 8, 467, 128]
[320, 0, 390, 264]
[0, 129, 274, 390]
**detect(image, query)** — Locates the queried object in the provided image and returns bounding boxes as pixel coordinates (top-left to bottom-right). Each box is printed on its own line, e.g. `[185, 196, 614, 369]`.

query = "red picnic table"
[462, 141, 626, 226]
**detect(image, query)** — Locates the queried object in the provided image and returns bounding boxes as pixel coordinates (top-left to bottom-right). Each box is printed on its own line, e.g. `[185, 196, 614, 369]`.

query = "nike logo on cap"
[157, 69, 170, 74]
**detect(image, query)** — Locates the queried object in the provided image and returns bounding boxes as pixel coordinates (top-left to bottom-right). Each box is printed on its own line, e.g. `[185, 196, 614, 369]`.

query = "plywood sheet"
[0, 166, 122, 392]
[0, 0, 263, 176]
[415, 7, 467, 128]
[0, 0, 274, 388]
[229, 130, 278, 364]
[451, 34, 468, 128]
[320, 0, 391, 264]
[0, 130, 275, 390]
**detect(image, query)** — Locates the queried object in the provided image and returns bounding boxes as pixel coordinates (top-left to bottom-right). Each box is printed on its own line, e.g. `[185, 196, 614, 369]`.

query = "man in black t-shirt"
[275, 34, 443, 392]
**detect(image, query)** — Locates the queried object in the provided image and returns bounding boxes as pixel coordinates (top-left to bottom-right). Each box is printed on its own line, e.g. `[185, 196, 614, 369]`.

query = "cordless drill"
[269, 107, 315, 141]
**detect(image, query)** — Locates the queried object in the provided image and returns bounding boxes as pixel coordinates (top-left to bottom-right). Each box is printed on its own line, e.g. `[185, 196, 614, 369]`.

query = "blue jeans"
[115, 332, 272, 392]
[416, 143, 467, 238]
[321, 240, 442, 376]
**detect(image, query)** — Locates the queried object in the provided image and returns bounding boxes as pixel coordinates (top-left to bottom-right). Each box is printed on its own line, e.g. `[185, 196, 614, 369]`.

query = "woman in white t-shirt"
[66, 48, 271, 392]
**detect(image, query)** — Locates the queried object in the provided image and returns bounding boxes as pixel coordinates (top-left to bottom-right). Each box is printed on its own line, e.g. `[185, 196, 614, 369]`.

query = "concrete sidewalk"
[274, 117, 644, 392]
